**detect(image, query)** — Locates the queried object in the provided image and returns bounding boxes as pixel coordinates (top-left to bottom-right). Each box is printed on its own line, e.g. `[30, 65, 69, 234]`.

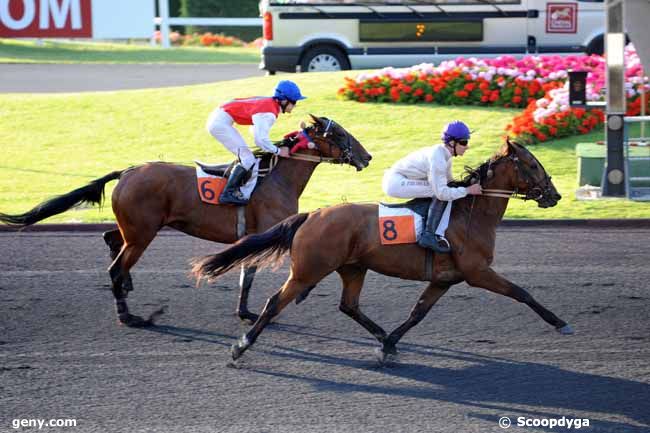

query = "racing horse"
[0, 115, 372, 327]
[192, 138, 573, 362]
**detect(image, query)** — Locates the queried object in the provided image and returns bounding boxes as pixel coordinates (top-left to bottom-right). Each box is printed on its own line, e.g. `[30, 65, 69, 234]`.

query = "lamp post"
[603, 0, 626, 196]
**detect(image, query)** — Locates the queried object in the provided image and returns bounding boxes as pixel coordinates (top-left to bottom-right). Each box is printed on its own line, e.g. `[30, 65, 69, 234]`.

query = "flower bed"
[338, 46, 649, 144]
[153, 31, 261, 48]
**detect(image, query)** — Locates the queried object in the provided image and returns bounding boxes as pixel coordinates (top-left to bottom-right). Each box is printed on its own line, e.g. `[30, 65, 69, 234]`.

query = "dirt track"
[1, 227, 649, 433]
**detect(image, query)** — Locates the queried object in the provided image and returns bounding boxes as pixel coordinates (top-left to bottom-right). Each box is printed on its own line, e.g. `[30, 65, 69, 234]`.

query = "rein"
[286, 118, 352, 165]
[288, 153, 337, 163]
[481, 188, 516, 199]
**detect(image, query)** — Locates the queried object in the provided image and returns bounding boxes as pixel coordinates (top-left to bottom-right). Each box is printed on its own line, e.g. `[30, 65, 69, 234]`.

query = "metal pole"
[603, 0, 626, 196]
[158, 0, 171, 49]
[641, 85, 646, 145]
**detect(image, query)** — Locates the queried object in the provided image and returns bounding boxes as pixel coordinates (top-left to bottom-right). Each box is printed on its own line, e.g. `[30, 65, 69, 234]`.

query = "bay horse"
[192, 138, 573, 363]
[0, 115, 371, 327]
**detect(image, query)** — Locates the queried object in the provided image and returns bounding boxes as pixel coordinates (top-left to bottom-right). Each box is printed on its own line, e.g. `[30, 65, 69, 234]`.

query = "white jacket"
[391, 144, 468, 201]
[251, 112, 279, 154]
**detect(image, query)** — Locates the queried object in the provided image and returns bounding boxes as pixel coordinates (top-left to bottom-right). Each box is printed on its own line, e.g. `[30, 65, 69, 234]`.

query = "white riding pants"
[382, 169, 452, 236]
[206, 109, 256, 170]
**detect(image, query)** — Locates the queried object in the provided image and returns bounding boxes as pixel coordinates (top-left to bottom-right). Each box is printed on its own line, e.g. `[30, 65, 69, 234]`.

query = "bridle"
[286, 119, 355, 165]
[458, 151, 554, 255]
[473, 153, 554, 202]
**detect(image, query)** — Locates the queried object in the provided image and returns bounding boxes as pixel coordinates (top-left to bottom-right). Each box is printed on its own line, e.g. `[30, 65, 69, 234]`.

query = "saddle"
[380, 197, 431, 219]
[195, 153, 279, 205]
[195, 152, 279, 184]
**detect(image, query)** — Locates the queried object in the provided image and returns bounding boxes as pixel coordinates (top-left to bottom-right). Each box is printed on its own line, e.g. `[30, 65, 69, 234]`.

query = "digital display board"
[360, 21, 483, 42]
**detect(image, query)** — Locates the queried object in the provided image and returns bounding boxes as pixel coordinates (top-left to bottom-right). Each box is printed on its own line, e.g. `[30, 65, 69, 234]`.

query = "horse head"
[302, 114, 372, 171]
[480, 138, 561, 208]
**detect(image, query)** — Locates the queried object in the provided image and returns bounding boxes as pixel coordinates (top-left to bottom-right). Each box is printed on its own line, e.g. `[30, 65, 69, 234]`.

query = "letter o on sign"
[0, 0, 36, 30]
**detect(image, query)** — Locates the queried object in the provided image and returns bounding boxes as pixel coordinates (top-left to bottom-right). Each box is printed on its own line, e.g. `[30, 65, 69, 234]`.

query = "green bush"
[180, 0, 261, 40]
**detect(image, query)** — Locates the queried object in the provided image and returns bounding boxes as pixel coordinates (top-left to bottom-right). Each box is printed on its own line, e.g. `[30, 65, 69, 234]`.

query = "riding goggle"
[457, 139, 469, 146]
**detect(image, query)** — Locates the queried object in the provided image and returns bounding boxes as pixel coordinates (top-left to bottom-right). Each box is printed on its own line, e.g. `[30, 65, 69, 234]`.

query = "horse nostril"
[555, 193, 562, 200]
[367, 155, 373, 161]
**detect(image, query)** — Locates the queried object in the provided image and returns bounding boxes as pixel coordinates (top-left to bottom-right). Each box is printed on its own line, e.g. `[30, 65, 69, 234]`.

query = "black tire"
[299, 45, 350, 72]
[586, 35, 604, 56]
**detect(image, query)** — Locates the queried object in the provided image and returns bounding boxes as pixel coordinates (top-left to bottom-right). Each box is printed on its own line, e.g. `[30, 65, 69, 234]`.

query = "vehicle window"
[360, 21, 483, 42]
[269, 1, 522, 4]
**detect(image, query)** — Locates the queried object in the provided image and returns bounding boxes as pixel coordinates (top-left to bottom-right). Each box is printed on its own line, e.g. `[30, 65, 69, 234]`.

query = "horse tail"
[192, 212, 309, 282]
[0, 170, 125, 228]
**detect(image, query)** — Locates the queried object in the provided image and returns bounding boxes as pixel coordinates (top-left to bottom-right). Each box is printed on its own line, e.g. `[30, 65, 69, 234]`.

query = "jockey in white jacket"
[382, 121, 482, 253]
[206, 80, 307, 205]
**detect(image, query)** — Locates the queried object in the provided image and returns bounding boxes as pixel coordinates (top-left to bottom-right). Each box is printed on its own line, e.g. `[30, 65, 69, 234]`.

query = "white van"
[258, 0, 605, 73]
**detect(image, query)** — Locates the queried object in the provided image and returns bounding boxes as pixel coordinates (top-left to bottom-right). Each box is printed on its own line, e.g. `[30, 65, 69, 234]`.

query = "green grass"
[0, 71, 647, 223]
[0, 39, 259, 63]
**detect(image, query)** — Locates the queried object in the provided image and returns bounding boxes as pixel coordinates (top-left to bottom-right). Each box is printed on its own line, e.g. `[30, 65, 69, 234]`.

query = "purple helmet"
[442, 120, 471, 144]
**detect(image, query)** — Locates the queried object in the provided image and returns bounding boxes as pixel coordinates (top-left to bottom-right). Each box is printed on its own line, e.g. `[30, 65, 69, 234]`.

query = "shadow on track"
[240, 344, 650, 432]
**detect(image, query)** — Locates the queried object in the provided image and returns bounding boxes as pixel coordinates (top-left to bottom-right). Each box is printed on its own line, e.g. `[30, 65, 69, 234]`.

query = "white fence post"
[158, 0, 171, 48]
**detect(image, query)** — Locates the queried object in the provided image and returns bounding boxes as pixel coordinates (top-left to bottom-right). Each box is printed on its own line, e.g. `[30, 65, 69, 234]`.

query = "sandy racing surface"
[1, 227, 649, 432]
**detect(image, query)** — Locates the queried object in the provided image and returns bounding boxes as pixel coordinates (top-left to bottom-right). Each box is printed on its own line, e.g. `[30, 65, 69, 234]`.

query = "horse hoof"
[374, 347, 399, 365]
[231, 343, 244, 360]
[557, 324, 574, 335]
[237, 310, 259, 325]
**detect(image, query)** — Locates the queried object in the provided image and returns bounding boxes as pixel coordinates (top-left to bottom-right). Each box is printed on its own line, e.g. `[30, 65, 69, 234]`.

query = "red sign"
[546, 3, 578, 34]
[0, 0, 92, 38]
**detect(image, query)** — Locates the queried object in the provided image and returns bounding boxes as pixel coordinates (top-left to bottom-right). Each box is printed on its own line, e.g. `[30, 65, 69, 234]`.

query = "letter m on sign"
[0, 0, 92, 37]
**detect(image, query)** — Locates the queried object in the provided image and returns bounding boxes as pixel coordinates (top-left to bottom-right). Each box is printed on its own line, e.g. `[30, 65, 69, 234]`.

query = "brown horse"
[192, 138, 573, 363]
[0, 115, 371, 327]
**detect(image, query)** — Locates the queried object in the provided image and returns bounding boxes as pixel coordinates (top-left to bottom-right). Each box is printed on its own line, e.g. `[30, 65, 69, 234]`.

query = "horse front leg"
[236, 265, 259, 323]
[465, 267, 573, 334]
[381, 282, 449, 363]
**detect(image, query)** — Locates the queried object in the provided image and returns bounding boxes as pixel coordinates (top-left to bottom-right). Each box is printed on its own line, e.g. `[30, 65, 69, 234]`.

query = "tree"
[180, 0, 261, 41]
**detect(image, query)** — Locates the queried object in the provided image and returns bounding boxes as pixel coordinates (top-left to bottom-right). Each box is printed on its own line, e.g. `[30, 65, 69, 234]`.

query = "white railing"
[155, 0, 261, 48]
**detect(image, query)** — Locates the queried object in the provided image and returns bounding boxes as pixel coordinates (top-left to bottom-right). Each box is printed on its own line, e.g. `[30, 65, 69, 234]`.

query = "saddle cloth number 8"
[378, 215, 417, 245]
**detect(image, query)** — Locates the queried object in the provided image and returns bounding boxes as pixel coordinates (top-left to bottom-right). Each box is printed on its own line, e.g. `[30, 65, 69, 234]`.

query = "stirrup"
[219, 190, 248, 206]
[418, 233, 451, 253]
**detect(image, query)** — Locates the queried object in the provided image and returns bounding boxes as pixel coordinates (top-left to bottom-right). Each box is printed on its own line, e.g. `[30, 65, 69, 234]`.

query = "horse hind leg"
[231, 277, 311, 361]
[103, 229, 124, 261]
[236, 265, 258, 324]
[108, 230, 163, 327]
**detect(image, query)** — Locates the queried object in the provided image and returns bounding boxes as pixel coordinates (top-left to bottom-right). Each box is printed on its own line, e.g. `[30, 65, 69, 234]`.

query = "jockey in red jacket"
[206, 80, 307, 205]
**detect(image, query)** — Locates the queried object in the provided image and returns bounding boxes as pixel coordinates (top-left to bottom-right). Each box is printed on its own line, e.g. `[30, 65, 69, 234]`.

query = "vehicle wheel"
[300, 46, 350, 72]
[586, 35, 604, 56]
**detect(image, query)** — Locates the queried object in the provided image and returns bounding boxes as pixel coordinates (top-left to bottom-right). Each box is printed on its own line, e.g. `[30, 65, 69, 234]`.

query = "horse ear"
[308, 114, 322, 127]
[504, 136, 517, 155]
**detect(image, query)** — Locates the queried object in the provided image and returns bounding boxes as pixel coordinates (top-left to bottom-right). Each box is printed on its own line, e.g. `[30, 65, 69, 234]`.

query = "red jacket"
[220, 97, 280, 125]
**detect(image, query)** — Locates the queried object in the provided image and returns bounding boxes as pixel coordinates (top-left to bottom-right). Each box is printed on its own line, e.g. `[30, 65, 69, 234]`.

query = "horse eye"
[531, 164, 538, 170]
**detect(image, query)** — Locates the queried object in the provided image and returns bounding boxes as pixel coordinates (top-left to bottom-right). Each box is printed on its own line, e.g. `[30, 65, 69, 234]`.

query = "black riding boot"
[219, 164, 249, 205]
[418, 198, 451, 253]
